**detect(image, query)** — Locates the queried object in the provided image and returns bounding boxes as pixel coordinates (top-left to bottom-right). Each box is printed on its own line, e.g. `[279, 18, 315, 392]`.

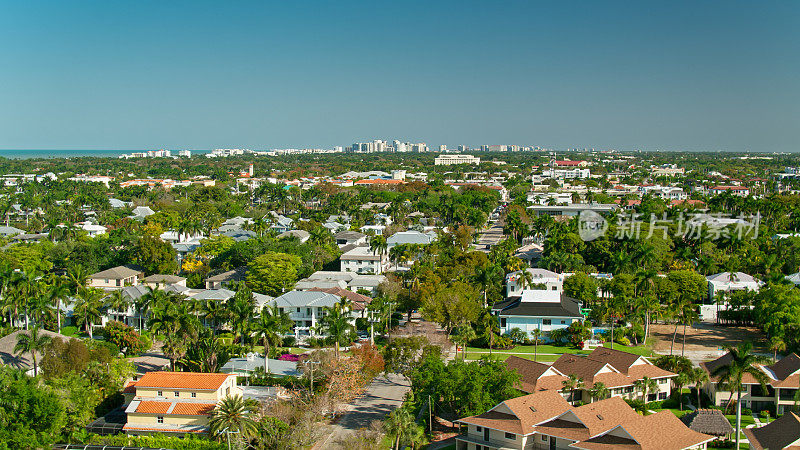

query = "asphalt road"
[315, 373, 410, 448]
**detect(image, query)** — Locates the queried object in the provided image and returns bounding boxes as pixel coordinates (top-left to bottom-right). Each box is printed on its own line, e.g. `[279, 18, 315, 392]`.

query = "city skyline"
[1, 1, 798, 152]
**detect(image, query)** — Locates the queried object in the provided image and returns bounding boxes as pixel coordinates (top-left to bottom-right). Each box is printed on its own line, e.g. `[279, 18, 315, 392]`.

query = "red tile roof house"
[122, 372, 241, 435]
[456, 391, 714, 450]
[743, 411, 800, 450]
[701, 352, 800, 414]
[506, 347, 677, 404]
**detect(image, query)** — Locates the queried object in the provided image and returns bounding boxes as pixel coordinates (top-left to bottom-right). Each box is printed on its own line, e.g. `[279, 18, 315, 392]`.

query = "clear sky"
[1, 1, 798, 152]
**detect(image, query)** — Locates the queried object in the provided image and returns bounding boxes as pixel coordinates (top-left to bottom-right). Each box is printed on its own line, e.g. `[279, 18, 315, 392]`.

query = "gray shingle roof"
[271, 291, 340, 308]
[89, 265, 143, 280]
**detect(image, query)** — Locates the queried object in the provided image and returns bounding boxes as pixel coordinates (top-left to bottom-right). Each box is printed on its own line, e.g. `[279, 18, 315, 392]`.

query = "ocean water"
[0, 149, 208, 159]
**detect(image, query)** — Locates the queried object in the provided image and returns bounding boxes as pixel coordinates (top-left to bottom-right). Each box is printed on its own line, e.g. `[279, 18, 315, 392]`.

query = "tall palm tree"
[692, 367, 709, 409]
[209, 395, 259, 441]
[46, 276, 71, 333]
[385, 408, 424, 450]
[148, 300, 199, 370]
[588, 382, 610, 403]
[201, 298, 230, 333]
[227, 285, 256, 344]
[711, 341, 771, 449]
[531, 328, 543, 362]
[14, 326, 52, 376]
[562, 374, 584, 405]
[73, 286, 105, 339]
[679, 302, 699, 358]
[317, 301, 354, 359]
[251, 305, 293, 373]
[633, 376, 658, 404]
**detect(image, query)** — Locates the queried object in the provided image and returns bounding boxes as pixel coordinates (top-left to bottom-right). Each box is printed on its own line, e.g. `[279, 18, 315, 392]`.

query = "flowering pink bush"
[279, 353, 301, 362]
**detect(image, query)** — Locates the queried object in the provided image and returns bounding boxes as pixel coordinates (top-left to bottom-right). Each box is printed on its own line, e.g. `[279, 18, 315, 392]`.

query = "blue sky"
[0, 1, 798, 152]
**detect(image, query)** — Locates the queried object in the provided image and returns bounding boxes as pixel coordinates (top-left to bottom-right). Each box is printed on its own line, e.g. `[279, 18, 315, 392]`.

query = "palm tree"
[148, 299, 198, 370]
[105, 289, 130, 323]
[711, 341, 771, 450]
[769, 336, 786, 363]
[562, 374, 584, 405]
[674, 372, 692, 410]
[692, 367, 709, 409]
[251, 305, 293, 373]
[633, 376, 658, 404]
[531, 328, 543, 362]
[14, 326, 52, 376]
[679, 302, 699, 357]
[46, 276, 71, 334]
[227, 284, 256, 344]
[588, 382, 610, 403]
[317, 301, 354, 359]
[209, 395, 259, 441]
[201, 298, 230, 333]
[385, 408, 425, 450]
[73, 286, 105, 338]
[478, 310, 499, 355]
[451, 324, 476, 361]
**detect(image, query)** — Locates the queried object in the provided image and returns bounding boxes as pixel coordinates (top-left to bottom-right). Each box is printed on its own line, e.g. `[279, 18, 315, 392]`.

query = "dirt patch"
[649, 322, 767, 355]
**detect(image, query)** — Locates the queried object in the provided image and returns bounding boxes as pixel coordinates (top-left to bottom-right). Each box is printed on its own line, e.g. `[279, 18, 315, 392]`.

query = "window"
[174, 391, 180, 397]
[157, 416, 164, 424]
[307, 308, 312, 316]
[191, 392, 197, 398]
[476, 426, 482, 432]
[500, 318, 507, 327]
[484, 427, 490, 441]
[543, 319, 552, 325]
[157, 390, 162, 397]
[560, 320, 566, 324]
[658, 392, 667, 400]
[296, 308, 300, 313]
[505, 432, 516, 440]
[542, 435, 549, 441]
[551, 286, 557, 290]
[226, 387, 230, 396]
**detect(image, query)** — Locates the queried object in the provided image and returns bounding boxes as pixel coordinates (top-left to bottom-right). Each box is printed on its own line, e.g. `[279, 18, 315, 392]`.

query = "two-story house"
[122, 371, 241, 435]
[87, 265, 143, 290]
[701, 352, 800, 414]
[492, 291, 583, 339]
[456, 392, 713, 450]
[505, 347, 676, 403]
[505, 269, 563, 297]
[269, 290, 356, 339]
[340, 245, 389, 274]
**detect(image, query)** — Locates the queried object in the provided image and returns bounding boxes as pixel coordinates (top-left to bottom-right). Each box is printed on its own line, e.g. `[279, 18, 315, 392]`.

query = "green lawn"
[465, 342, 655, 357]
[463, 352, 561, 362]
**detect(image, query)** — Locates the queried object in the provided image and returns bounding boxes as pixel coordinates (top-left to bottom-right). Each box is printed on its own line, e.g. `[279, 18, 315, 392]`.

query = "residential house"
[340, 245, 389, 274]
[701, 352, 800, 414]
[123, 371, 241, 435]
[506, 347, 676, 402]
[334, 230, 368, 247]
[492, 291, 583, 338]
[743, 411, 800, 450]
[269, 291, 356, 339]
[456, 392, 712, 450]
[708, 186, 750, 197]
[277, 229, 310, 243]
[505, 269, 563, 297]
[294, 270, 386, 296]
[205, 267, 247, 289]
[270, 215, 294, 233]
[143, 275, 187, 290]
[706, 272, 760, 301]
[88, 265, 144, 291]
[0, 226, 24, 237]
[386, 230, 436, 249]
[129, 206, 155, 221]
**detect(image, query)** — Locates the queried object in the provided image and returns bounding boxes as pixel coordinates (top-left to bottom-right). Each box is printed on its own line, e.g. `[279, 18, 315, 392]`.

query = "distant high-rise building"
[458, 145, 469, 152]
[439, 144, 447, 152]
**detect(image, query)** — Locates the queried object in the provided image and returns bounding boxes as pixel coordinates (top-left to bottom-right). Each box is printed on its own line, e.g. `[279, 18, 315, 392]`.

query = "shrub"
[742, 408, 752, 416]
[615, 336, 631, 346]
[355, 317, 369, 331]
[60, 326, 78, 337]
[759, 410, 771, 420]
[282, 336, 296, 347]
[100, 321, 145, 355]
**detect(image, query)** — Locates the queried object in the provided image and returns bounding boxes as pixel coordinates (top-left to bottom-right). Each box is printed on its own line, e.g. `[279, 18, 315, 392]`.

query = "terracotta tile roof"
[136, 400, 171, 414]
[457, 390, 570, 435]
[122, 380, 137, 394]
[122, 423, 207, 434]
[134, 371, 231, 390]
[170, 402, 216, 416]
[354, 179, 405, 185]
[309, 286, 371, 311]
[743, 411, 800, 450]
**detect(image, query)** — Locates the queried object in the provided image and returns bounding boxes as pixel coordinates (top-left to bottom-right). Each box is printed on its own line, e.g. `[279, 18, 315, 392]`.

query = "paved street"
[314, 373, 410, 449]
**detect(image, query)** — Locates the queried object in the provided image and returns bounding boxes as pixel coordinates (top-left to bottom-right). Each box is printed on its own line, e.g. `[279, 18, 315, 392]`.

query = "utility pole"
[308, 360, 320, 395]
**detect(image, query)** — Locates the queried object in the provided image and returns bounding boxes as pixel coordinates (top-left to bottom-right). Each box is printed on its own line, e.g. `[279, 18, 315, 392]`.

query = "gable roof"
[533, 396, 641, 441]
[89, 265, 143, 280]
[743, 411, 800, 450]
[206, 267, 247, 283]
[505, 356, 568, 393]
[551, 350, 675, 389]
[309, 286, 370, 310]
[134, 371, 231, 390]
[456, 390, 571, 435]
[768, 352, 800, 380]
[588, 347, 645, 374]
[574, 410, 714, 450]
[271, 290, 341, 309]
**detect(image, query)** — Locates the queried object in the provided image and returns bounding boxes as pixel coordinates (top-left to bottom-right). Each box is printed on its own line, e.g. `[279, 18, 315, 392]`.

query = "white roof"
[386, 230, 436, 246]
[707, 272, 757, 283]
[271, 291, 341, 308]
